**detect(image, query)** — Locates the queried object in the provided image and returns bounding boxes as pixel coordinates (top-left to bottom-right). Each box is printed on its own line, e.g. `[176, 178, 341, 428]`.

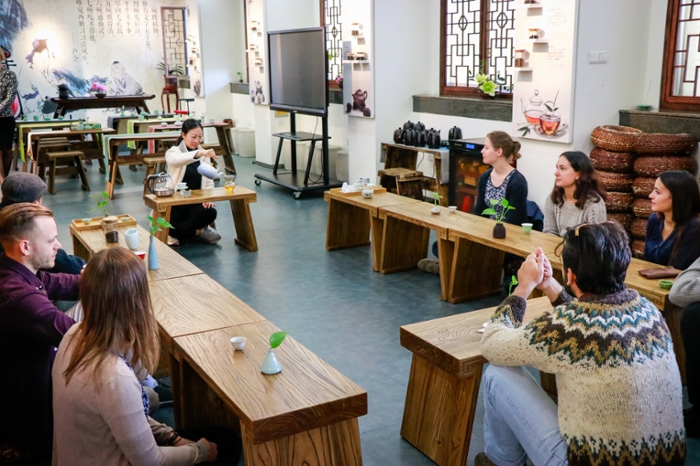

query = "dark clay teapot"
[448, 126, 463, 140]
[403, 120, 414, 130]
[352, 89, 368, 110]
[416, 130, 427, 147]
[393, 127, 403, 144]
[427, 129, 441, 149]
[414, 121, 426, 132]
[403, 128, 416, 146]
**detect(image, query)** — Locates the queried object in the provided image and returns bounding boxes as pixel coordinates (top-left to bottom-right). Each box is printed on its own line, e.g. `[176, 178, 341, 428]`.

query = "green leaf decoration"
[519, 126, 531, 137]
[489, 199, 499, 206]
[269, 331, 288, 349]
[508, 275, 519, 295]
[500, 198, 510, 208]
[482, 208, 497, 216]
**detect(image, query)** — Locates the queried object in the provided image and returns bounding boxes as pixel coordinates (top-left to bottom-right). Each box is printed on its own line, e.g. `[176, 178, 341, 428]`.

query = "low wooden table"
[51, 94, 155, 118]
[172, 320, 367, 466]
[323, 190, 421, 271]
[26, 127, 114, 176]
[145, 187, 258, 251]
[69, 223, 203, 282]
[150, 274, 265, 361]
[400, 297, 551, 466]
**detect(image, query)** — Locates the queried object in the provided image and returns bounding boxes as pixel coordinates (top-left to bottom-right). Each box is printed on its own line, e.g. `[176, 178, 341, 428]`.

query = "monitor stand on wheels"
[254, 112, 343, 198]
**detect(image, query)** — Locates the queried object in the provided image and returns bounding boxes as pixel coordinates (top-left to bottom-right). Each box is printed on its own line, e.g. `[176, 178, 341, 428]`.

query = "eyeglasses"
[186, 134, 205, 141]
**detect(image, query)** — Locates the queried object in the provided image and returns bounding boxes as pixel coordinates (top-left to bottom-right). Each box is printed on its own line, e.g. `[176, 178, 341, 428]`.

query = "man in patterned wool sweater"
[476, 222, 685, 466]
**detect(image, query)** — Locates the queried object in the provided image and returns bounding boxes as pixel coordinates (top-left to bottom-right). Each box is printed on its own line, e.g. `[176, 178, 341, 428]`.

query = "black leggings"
[169, 204, 217, 240]
[682, 302, 700, 406]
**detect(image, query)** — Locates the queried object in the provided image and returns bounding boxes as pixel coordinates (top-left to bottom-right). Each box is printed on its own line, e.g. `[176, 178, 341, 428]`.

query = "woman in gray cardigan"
[544, 151, 607, 237]
[670, 255, 700, 437]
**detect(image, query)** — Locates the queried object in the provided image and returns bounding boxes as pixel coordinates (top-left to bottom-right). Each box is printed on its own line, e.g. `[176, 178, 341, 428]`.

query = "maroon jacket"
[0, 254, 78, 455]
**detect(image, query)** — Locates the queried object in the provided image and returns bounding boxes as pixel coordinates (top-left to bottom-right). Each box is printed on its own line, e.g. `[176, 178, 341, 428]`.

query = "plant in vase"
[261, 331, 288, 375]
[431, 192, 443, 214]
[88, 191, 110, 219]
[236, 71, 244, 83]
[469, 62, 509, 98]
[90, 81, 106, 97]
[482, 198, 515, 238]
[147, 216, 174, 270]
[335, 75, 343, 90]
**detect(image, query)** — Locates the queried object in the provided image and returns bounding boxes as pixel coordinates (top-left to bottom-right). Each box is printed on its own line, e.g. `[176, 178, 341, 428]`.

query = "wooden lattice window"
[661, 0, 700, 111]
[161, 7, 188, 76]
[320, 0, 342, 88]
[440, 0, 515, 98]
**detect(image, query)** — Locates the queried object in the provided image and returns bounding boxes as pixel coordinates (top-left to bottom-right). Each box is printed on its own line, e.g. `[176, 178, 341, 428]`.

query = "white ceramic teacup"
[362, 188, 374, 199]
[177, 182, 187, 191]
[448, 206, 457, 214]
[124, 228, 139, 250]
[230, 336, 247, 351]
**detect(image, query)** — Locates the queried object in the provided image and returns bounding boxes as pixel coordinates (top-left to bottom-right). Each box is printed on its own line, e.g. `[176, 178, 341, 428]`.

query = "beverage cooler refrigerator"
[448, 139, 489, 213]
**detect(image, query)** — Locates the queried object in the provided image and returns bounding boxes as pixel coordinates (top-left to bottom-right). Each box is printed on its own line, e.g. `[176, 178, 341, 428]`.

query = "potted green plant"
[482, 198, 515, 238]
[147, 215, 174, 271]
[157, 62, 184, 87]
[261, 331, 288, 374]
[431, 192, 443, 214]
[89, 191, 110, 218]
[237, 71, 243, 83]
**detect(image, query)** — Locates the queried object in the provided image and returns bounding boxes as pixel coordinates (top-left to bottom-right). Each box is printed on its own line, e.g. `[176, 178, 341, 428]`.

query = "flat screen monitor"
[268, 27, 327, 117]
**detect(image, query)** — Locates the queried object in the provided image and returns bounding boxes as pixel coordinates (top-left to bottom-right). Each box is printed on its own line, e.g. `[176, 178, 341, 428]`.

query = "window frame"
[320, 0, 342, 90]
[440, 0, 514, 100]
[661, 0, 700, 111]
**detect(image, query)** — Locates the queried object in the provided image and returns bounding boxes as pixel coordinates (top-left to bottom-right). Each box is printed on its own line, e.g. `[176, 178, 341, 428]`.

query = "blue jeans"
[482, 365, 568, 466]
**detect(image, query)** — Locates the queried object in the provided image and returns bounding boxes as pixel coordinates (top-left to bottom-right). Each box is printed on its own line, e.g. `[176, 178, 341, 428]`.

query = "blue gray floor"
[41, 157, 699, 465]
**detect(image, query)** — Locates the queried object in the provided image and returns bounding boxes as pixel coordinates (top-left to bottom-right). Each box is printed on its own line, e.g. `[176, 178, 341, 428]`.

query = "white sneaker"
[199, 226, 221, 244]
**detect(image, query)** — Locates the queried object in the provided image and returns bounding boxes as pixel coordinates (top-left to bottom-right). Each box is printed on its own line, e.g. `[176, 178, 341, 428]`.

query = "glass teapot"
[521, 89, 544, 124]
[146, 172, 175, 197]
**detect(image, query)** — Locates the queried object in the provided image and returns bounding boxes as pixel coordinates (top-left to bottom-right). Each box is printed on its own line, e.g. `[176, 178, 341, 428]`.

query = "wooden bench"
[378, 167, 422, 195]
[45, 150, 90, 194]
[323, 190, 421, 271]
[144, 186, 258, 251]
[400, 297, 551, 466]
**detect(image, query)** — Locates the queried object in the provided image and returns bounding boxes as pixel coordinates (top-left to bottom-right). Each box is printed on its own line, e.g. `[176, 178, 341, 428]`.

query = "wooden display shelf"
[329, 186, 387, 197]
[70, 214, 137, 231]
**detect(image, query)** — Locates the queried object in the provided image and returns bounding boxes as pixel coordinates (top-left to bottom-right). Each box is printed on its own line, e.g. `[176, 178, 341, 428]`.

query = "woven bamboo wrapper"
[607, 213, 633, 230]
[590, 125, 642, 152]
[633, 156, 698, 178]
[605, 192, 634, 213]
[590, 147, 635, 173]
[633, 198, 653, 219]
[633, 132, 698, 155]
[596, 171, 635, 193]
[630, 217, 648, 240]
[632, 239, 646, 259]
[632, 177, 655, 198]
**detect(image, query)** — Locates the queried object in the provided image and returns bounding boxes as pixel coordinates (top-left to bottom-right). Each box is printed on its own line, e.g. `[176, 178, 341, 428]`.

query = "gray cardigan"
[670, 256, 700, 308]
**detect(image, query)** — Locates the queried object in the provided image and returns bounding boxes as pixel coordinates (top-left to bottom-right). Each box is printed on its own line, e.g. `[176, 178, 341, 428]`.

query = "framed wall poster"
[512, 0, 579, 144]
[247, 0, 268, 105]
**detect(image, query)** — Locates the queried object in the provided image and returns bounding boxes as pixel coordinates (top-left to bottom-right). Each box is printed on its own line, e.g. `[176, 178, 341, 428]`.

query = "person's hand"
[534, 247, 552, 282]
[202, 202, 215, 209]
[197, 438, 218, 463]
[195, 149, 217, 159]
[512, 253, 544, 299]
[173, 436, 195, 446]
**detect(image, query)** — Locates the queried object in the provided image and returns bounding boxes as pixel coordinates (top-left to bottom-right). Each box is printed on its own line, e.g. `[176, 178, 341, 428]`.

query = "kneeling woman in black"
[165, 119, 221, 244]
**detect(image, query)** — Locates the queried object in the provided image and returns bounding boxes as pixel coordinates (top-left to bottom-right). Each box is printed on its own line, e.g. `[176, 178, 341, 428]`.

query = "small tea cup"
[230, 336, 247, 350]
[177, 182, 187, 190]
[521, 223, 533, 234]
[124, 228, 139, 250]
[81, 218, 92, 225]
[134, 250, 146, 260]
[161, 121, 168, 126]
[448, 206, 457, 214]
[659, 279, 673, 290]
[362, 188, 374, 199]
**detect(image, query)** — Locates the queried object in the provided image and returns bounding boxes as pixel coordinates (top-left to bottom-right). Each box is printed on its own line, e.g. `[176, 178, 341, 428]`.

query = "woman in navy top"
[644, 170, 700, 270]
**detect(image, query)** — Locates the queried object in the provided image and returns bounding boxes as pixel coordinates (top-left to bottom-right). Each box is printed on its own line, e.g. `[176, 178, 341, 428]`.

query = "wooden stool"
[378, 167, 423, 195]
[143, 155, 167, 196]
[45, 150, 89, 194]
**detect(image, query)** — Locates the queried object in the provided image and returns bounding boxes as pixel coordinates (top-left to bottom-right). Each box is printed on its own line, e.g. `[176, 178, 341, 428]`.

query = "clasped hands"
[511, 247, 563, 300]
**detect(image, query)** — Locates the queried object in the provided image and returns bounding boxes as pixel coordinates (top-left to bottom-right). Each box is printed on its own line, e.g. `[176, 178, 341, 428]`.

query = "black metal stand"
[254, 112, 342, 199]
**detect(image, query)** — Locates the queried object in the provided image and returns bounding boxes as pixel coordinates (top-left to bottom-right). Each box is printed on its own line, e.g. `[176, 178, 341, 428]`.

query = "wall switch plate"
[588, 51, 608, 64]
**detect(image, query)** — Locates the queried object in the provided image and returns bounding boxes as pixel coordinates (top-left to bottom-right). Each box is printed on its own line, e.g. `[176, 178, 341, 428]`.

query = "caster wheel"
[293, 192, 301, 199]
[254, 179, 261, 186]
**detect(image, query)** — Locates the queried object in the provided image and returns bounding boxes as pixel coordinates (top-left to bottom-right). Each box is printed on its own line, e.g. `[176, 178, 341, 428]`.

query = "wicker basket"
[631, 239, 646, 259]
[633, 156, 698, 177]
[590, 148, 635, 173]
[605, 192, 634, 213]
[607, 213, 633, 230]
[634, 132, 698, 155]
[596, 171, 635, 193]
[632, 177, 655, 198]
[590, 125, 642, 152]
[632, 198, 653, 218]
[630, 217, 648, 239]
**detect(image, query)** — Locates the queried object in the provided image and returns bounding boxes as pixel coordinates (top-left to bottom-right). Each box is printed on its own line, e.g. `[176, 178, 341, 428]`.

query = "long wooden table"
[15, 120, 85, 170]
[70, 223, 203, 282]
[172, 320, 367, 466]
[400, 297, 551, 466]
[145, 186, 258, 251]
[51, 94, 155, 118]
[323, 190, 421, 271]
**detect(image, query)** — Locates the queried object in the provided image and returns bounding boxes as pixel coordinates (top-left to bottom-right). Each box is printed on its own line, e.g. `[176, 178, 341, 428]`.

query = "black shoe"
[475, 452, 498, 466]
[684, 407, 700, 437]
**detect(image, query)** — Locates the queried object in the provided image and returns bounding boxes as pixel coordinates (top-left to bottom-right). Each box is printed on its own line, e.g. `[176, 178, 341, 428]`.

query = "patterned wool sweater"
[481, 288, 686, 466]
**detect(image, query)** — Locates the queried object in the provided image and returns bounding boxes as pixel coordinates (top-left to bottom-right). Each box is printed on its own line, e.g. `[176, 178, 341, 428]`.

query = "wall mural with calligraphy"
[3, 0, 200, 117]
